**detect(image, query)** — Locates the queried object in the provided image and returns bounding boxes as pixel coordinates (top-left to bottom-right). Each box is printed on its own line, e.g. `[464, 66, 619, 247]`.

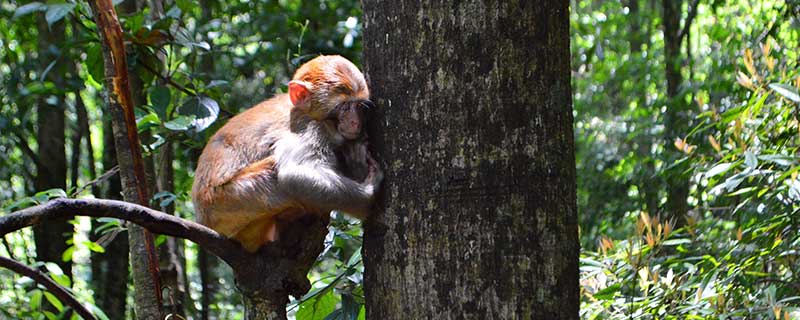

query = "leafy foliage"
[575, 0, 800, 318]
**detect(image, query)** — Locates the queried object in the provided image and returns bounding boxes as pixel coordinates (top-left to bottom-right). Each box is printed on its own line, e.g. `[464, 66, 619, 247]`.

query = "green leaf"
[13, 2, 46, 18]
[744, 151, 758, 168]
[61, 245, 75, 262]
[706, 162, 733, 178]
[44, 262, 64, 276]
[178, 96, 219, 132]
[176, 0, 195, 13]
[164, 115, 196, 131]
[84, 241, 106, 253]
[322, 310, 344, 320]
[758, 154, 795, 167]
[297, 290, 338, 320]
[43, 292, 64, 312]
[357, 306, 365, 320]
[769, 83, 800, 103]
[206, 80, 230, 88]
[592, 283, 621, 300]
[30, 290, 43, 310]
[137, 113, 161, 131]
[661, 238, 692, 246]
[346, 247, 362, 267]
[85, 43, 105, 84]
[88, 304, 111, 320]
[155, 234, 167, 247]
[51, 273, 71, 288]
[148, 86, 171, 120]
[720, 105, 747, 123]
[45, 3, 76, 27]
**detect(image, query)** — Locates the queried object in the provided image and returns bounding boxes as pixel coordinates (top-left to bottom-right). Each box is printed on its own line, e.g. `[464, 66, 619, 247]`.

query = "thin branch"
[137, 57, 196, 96]
[678, 0, 701, 42]
[0, 198, 247, 264]
[11, 129, 47, 173]
[70, 166, 119, 197]
[0, 256, 97, 320]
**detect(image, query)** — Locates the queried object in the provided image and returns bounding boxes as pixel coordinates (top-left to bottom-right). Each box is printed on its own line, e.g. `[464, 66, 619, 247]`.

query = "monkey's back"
[191, 94, 293, 233]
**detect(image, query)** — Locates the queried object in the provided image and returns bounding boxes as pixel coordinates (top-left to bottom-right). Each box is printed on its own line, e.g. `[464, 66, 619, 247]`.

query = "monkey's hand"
[365, 153, 383, 191]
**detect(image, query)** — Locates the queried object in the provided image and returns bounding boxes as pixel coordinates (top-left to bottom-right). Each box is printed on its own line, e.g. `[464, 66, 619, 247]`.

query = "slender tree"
[361, 1, 578, 318]
[88, 0, 164, 318]
[90, 115, 130, 320]
[662, 0, 699, 222]
[33, 15, 72, 281]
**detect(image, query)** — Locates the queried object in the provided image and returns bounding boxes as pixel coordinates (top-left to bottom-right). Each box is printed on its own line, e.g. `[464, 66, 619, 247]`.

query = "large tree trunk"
[33, 15, 72, 281]
[361, 1, 578, 319]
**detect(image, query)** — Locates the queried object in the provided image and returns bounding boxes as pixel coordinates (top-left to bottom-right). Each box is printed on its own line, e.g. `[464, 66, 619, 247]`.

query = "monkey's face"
[291, 55, 370, 120]
[329, 100, 372, 140]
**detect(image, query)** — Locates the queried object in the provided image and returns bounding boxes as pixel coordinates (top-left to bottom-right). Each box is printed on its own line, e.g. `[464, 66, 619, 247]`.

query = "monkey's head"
[288, 55, 371, 122]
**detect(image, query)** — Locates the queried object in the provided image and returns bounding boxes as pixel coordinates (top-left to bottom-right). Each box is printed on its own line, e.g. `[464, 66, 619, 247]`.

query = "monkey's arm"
[276, 162, 380, 217]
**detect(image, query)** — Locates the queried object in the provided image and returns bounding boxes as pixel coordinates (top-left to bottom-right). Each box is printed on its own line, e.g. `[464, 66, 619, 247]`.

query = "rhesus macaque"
[191, 55, 382, 252]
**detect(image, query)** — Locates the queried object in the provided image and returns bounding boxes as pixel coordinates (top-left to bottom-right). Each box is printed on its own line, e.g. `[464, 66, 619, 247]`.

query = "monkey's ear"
[288, 80, 311, 108]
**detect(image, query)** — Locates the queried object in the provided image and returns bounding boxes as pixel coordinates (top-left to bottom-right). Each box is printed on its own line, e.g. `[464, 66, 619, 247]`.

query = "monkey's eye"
[360, 100, 375, 110]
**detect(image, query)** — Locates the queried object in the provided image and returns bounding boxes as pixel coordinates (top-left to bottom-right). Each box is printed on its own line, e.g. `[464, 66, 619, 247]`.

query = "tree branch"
[0, 198, 247, 264]
[0, 256, 97, 320]
[137, 57, 196, 96]
[11, 129, 46, 173]
[678, 0, 701, 42]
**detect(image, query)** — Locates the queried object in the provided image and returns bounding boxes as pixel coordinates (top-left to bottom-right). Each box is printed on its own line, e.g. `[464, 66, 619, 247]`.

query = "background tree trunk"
[662, 0, 689, 222]
[361, 1, 578, 319]
[90, 116, 130, 320]
[33, 15, 72, 281]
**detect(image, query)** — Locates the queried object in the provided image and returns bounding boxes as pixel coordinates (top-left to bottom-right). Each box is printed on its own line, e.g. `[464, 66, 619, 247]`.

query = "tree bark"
[90, 115, 130, 320]
[662, 0, 689, 221]
[361, 1, 578, 319]
[34, 14, 72, 281]
[87, 1, 164, 319]
[156, 140, 188, 317]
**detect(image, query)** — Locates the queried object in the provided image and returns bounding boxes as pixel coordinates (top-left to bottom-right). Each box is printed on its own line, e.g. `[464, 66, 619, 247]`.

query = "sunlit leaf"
[61, 245, 74, 263]
[769, 83, 800, 103]
[84, 241, 106, 253]
[45, 3, 76, 27]
[13, 2, 45, 18]
[297, 290, 337, 320]
[43, 292, 64, 312]
[706, 163, 733, 178]
[164, 115, 196, 131]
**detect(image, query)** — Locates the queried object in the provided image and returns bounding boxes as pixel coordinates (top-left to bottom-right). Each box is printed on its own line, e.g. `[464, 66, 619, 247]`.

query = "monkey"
[191, 55, 382, 252]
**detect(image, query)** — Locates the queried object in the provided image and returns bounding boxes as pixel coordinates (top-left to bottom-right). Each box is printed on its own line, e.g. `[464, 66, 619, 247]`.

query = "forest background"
[0, 0, 798, 319]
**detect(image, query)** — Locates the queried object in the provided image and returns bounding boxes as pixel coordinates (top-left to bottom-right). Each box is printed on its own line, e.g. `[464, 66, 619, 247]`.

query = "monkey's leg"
[232, 215, 278, 252]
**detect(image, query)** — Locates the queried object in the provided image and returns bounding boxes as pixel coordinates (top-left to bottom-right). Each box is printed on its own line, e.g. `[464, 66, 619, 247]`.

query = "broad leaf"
[13, 2, 45, 18]
[45, 3, 76, 27]
[178, 96, 219, 132]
